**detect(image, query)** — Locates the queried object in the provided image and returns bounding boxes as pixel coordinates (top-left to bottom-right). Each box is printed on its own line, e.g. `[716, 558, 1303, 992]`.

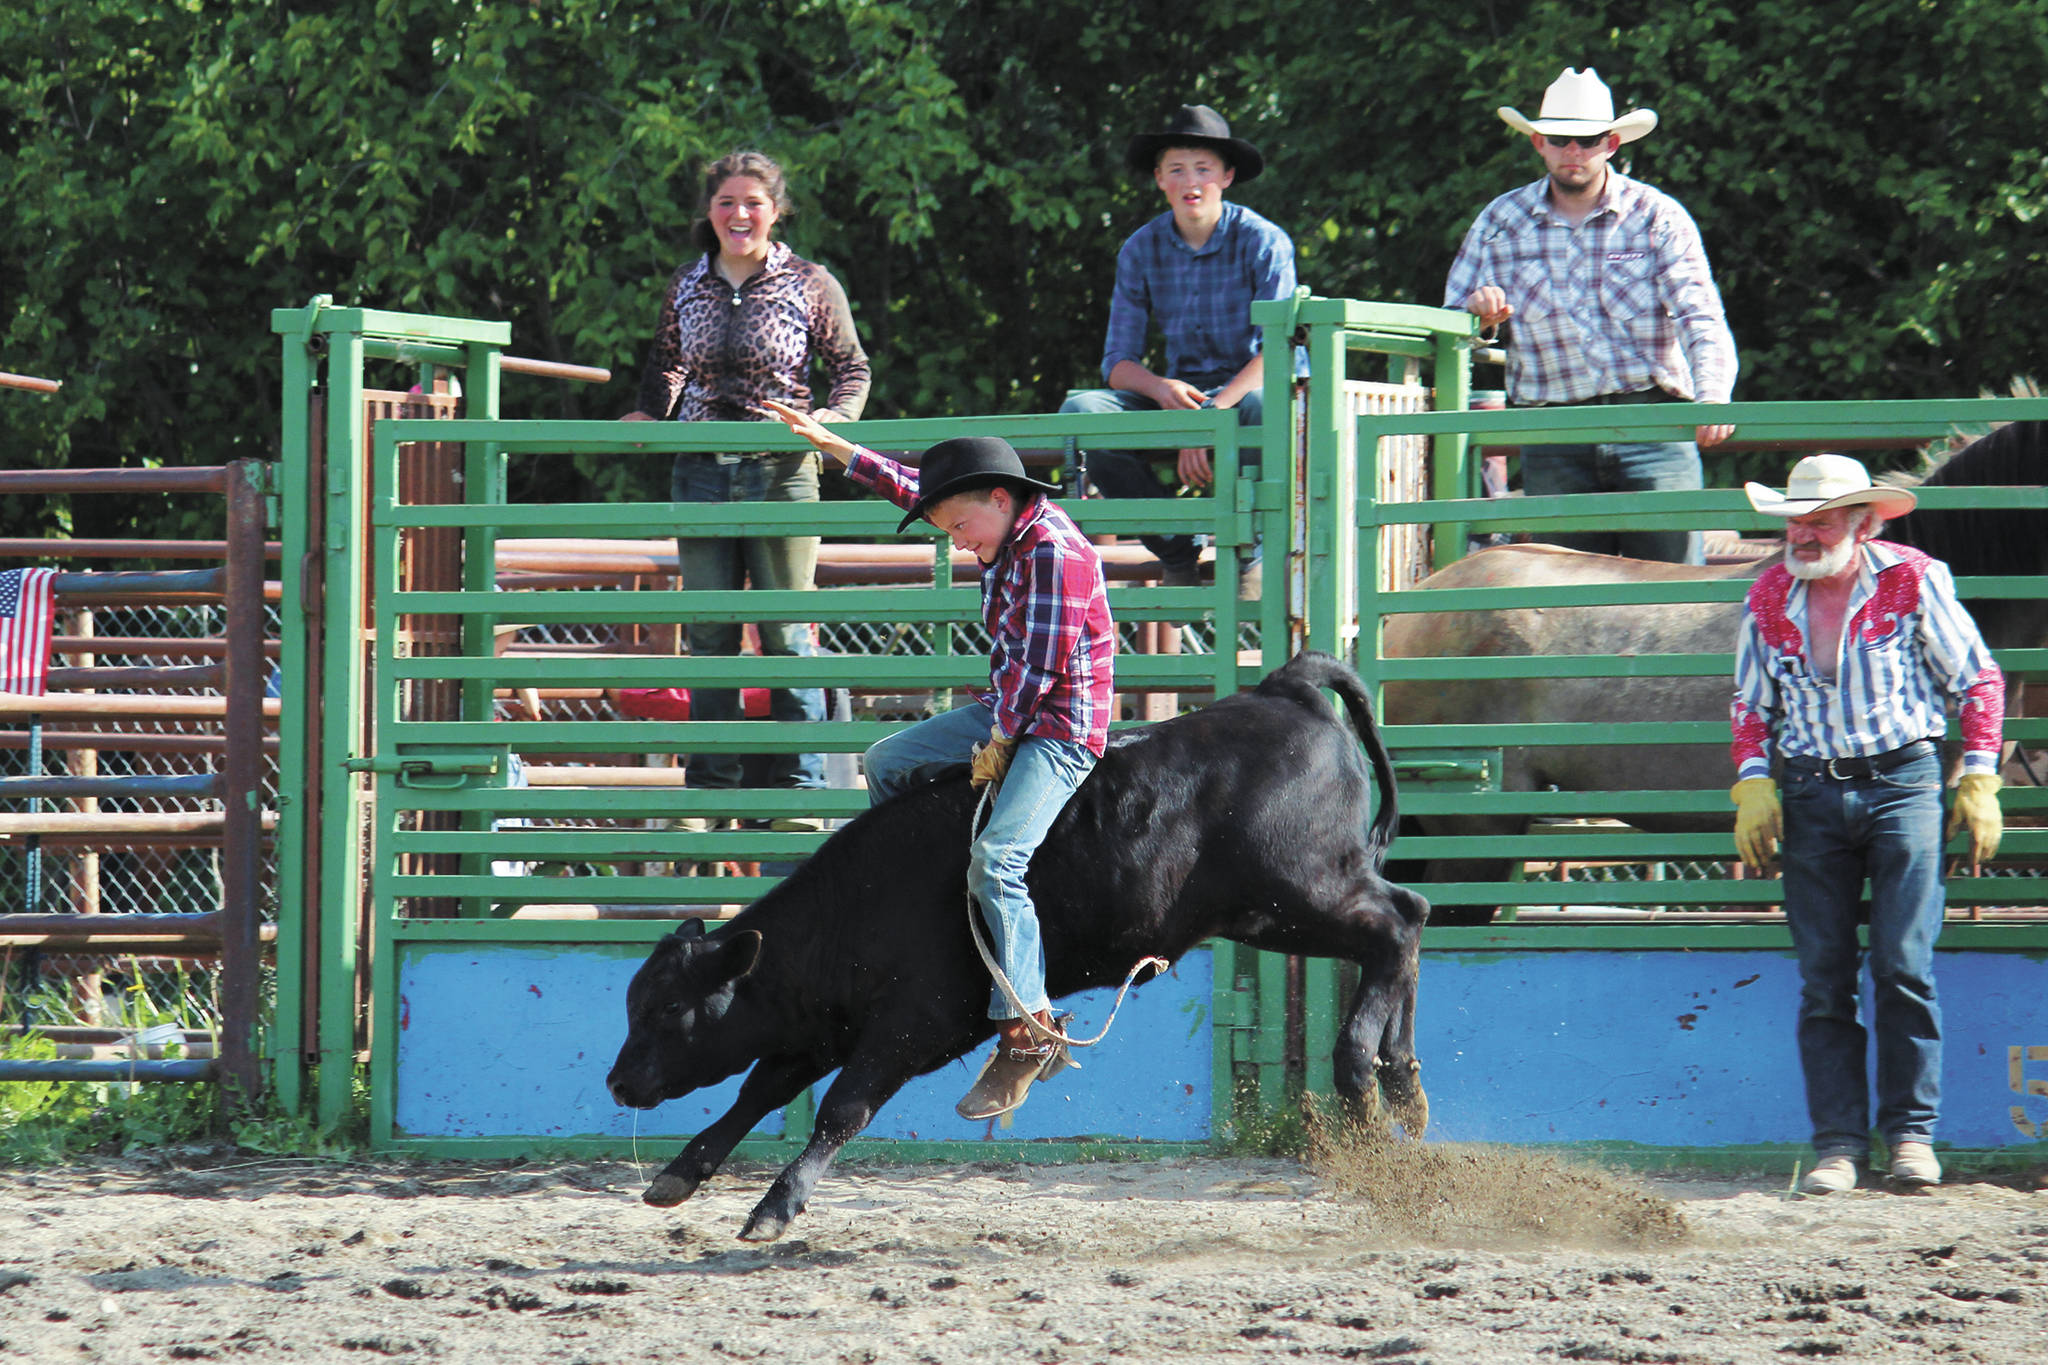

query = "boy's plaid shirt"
[844, 447, 1115, 755]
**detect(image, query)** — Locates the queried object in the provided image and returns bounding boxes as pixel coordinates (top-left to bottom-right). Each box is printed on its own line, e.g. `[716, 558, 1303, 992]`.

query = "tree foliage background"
[4, 0, 2044, 537]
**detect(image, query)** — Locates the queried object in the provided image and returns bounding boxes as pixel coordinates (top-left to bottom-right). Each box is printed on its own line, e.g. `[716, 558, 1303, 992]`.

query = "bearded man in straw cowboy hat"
[1060, 103, 1297, 592]
[1730, 454, 2005, 1196]
[1445, 67, 1739, 564]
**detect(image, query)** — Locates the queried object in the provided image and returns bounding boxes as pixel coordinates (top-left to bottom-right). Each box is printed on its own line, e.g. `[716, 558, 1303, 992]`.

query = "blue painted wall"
[1417, 949, 2048, 1149]
[393, 941, 1214, 1142]
[392, 940, 2046, 1150]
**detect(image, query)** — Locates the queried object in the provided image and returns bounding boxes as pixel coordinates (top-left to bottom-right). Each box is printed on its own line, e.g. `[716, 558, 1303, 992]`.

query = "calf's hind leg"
[1233, 885, 1427, 1129]
[1370, 949, 1428, 1136]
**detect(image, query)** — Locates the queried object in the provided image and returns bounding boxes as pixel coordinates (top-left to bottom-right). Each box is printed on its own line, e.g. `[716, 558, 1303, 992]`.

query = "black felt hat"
[1124, 104, 1264, 182]
[895, 436, 1061, 533]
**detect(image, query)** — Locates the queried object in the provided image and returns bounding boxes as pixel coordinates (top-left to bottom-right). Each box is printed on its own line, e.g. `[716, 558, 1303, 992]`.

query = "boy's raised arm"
[759, 398, 858, 467]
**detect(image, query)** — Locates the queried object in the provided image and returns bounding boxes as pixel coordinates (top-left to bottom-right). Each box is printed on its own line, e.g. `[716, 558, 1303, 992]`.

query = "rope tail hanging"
[966, 782, 1169, 1055]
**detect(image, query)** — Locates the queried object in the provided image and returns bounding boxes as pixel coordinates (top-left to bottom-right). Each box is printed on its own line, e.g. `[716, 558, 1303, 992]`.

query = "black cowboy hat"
[896, 436, 1062, 533]
[1124, 104, 1264, 182]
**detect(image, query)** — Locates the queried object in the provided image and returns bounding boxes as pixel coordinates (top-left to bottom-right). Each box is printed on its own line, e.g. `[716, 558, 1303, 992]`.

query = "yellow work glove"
[970, 726, 1018, 790]
[1731, 778, 1782, 870]
[1947, 772, 2003, 870]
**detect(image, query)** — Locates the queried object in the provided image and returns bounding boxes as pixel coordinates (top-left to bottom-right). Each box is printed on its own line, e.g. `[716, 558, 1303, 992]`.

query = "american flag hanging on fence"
[0, 567, 58, 695]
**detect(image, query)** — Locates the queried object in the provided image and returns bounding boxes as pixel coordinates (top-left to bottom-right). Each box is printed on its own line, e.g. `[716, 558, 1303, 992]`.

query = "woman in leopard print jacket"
[623, 149, 870, 803]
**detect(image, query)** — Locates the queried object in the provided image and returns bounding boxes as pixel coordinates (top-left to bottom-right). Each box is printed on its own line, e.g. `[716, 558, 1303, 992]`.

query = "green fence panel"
[1345, 395, 2048, 925]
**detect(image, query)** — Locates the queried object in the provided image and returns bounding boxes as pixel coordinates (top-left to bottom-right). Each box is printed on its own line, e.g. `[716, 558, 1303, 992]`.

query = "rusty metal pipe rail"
[36, 1041, 222, 1062]
[45, 663, 226, 690]
[0, 811, 276, 835]
[48, 637, 282, 660]
[2, 1025, 216, 1043]
[0, 468, 231, 494]
[0, 1059, 215, 1082]
[0, 539, 283, 561]
[0, 774, 222, 800]
[1, 371, 61, 394]
[0, 916, 275, 950]
[0, 730, 280, 757]
[0, 694, 280, 720]
[53, 568, 222, 596]
[0, 834, 262, 852]
[358, 339, 610, 386]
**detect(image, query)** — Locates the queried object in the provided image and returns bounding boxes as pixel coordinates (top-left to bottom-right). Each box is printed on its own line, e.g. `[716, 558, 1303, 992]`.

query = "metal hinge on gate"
[1228, 974, 1260, 1063]
[342, 750, 504, 789]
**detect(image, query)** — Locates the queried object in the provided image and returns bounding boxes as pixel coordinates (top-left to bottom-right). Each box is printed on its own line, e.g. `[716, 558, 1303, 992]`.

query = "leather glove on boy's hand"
[1730, 778, 1782, 869]
[1947, 772, 2003, 870]
[970, 727, 1018, 790]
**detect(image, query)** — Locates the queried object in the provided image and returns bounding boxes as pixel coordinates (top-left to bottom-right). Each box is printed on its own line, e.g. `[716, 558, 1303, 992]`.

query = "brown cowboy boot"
[955, 1010, 1070, 1121]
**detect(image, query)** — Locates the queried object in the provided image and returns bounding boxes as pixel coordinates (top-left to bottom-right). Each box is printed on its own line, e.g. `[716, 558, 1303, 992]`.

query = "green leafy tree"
[4, 0, 2045, 539]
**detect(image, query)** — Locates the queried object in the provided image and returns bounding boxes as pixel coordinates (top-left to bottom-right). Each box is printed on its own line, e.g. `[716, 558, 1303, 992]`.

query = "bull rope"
[966, 782, 1168, 1057]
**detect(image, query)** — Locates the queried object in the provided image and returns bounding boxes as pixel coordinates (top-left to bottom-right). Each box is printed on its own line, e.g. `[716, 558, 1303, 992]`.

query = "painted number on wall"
[2010, 1045, 2048, 1138]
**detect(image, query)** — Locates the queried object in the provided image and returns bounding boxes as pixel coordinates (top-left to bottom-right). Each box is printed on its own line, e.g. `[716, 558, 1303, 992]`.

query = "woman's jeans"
[865, 702, 1095, 1020]
[1779, 749, 1947, 1157]
[672, 451, 824, 790]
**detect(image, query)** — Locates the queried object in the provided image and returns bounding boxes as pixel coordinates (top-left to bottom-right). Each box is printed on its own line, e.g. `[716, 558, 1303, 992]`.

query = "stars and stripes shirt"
[1101, 201, 1297, 388]
[0, 567, 57, 695]
[1442, 171, 1738, 406]
[1730, 542, 2004, 780]
[842, 447, 1116, 755]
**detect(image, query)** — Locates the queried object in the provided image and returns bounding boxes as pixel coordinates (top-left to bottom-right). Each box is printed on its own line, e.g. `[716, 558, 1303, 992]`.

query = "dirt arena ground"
[1, 1142, 2045, 1364]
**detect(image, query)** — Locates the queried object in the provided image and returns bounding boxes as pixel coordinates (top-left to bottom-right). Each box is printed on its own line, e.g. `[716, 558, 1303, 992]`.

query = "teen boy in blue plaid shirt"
[1061, 104, 1297, 586]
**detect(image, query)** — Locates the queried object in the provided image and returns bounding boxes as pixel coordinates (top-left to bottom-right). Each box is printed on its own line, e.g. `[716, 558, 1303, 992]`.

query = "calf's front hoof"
[738, 1208, 790, 1243]
[644, 1172, 700, 1207]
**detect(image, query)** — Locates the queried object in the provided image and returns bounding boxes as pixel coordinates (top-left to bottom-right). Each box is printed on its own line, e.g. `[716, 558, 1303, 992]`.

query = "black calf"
[606, 651, 1429, 1241]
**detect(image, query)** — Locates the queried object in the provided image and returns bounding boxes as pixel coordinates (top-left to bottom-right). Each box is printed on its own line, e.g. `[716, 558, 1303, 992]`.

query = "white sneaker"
[1801, 1154, 1862, 1195]
[1890, 1141, 1941, 1189]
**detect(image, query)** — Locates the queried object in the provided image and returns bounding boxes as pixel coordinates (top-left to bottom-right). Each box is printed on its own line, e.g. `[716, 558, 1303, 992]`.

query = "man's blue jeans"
[865, 702, 1095, 1020]
[1060, 385, 1263, 574]
[1520, 439, 1704, 565]
[1779, 748, 1947, 1159]
[671, 451, 826, 790]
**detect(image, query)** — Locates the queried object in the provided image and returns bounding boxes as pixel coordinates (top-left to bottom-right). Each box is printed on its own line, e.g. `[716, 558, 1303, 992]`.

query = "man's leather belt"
[1785, 739, 1937, 781]
[1513, 388, 1677, 408]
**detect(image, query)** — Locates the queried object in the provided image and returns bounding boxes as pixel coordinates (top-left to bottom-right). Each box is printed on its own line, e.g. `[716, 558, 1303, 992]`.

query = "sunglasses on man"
[1542, 130, 1614, 149]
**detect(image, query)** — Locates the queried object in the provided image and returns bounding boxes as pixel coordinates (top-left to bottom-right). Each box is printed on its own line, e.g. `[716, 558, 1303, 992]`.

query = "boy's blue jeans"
[1779, 749, 1947, 1159]
[865, 702, 1096, 1020]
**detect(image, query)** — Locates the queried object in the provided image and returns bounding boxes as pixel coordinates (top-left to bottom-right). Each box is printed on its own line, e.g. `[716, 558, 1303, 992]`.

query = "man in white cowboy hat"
[1730, 453, 2005, 1196]
[1444, 67, 1738, 564]
[1060, 102, 1297, 590]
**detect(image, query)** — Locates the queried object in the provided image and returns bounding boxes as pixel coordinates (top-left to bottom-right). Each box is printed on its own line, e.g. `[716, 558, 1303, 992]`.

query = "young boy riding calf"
[760, 399, 1116, 1121]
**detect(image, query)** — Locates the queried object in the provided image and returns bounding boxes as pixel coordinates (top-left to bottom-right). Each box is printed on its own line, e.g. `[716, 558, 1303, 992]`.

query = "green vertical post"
[1209, 943, 1239, 1147]
[1430, 328, 1475, 570]
[1300, 314, 1348, 660]
[458, 343, 504, 917]
[367, 423, 406, 1145]
[271, 323, 314, 1114]
[1255, 944, 1289, 1112]
[1255, 295, 1300, 671]
[317, 324, 367, 1131]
